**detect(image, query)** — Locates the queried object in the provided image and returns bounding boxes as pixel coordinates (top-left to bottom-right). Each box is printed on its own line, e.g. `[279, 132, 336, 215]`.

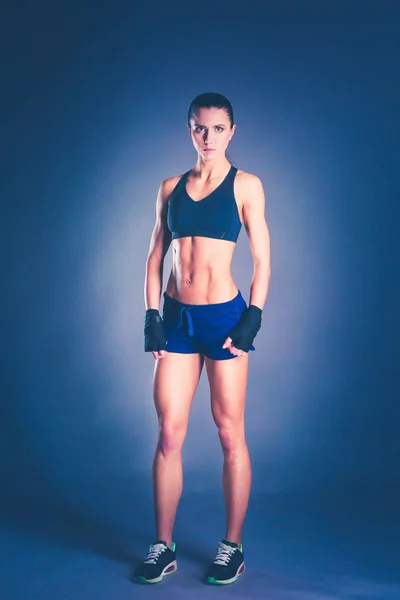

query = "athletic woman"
[133, 92, 271, 585]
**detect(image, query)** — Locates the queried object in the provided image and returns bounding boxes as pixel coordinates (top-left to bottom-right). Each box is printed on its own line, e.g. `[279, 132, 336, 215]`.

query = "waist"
[165, 274, 239, 305]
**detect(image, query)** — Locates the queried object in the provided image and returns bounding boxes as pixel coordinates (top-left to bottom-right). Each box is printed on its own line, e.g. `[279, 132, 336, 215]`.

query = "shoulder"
[235, 168, 263, 187]
[157, 173, 187, 205]
[160, 174, 182, 195]
[234, 169, 265, 206]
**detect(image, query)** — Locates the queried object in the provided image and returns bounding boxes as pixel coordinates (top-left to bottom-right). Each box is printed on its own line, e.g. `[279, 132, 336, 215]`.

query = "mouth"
[203, 148, 215, 152]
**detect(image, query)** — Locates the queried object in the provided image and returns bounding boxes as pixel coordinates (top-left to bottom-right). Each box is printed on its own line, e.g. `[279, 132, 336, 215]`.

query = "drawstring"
[178, 306, 194, 336]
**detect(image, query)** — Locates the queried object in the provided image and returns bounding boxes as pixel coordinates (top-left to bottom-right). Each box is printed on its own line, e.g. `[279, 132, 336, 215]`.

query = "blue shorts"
[161, 290, 256, 360]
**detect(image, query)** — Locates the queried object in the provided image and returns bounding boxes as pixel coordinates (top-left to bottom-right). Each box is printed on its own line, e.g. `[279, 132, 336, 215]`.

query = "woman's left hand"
[222, 305, 262, 356]
[222, 336, 247, 357]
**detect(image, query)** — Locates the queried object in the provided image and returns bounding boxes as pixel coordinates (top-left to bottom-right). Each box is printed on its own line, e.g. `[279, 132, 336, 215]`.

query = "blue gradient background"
[1, 1, 399, 598]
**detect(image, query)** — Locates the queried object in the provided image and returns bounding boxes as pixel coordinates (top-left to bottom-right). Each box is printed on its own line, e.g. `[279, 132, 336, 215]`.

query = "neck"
[193, 157, 232, 179]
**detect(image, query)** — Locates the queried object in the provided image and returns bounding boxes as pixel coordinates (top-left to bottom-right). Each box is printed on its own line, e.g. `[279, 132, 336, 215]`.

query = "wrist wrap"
[227, 305, 262, 352]
[144, 309, 167, 352]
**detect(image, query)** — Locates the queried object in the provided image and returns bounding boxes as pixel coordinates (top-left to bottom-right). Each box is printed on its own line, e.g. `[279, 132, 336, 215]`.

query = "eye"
[215, 126, 224, 132]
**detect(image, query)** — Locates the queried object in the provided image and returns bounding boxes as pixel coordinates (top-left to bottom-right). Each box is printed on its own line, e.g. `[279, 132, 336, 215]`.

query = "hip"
[162, 288, 248, 324]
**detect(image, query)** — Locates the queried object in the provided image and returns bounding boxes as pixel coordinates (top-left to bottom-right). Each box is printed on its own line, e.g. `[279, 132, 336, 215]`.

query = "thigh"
[204, 354, 249, 426]
[153, 352, 204, 426]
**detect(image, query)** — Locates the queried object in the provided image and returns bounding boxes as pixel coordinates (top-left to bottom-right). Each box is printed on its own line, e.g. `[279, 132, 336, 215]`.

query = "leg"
[205, 354, 251, 546]
[152, 352, 204, 546]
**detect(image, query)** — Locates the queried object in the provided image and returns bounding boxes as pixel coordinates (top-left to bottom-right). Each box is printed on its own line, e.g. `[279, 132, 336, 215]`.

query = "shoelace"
[214, 542, 236, 565]
[144, 543, 167, 564]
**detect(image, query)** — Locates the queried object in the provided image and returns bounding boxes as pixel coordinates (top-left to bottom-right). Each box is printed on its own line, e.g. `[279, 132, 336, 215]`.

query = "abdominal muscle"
[165, 236, 239, 305]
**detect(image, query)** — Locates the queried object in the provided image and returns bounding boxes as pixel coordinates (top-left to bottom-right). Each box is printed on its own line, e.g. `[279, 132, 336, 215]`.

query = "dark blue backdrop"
[1, 2, 399, 598]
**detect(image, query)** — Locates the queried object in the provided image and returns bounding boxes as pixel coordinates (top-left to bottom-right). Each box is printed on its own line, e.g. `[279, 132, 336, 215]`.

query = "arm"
[222, 174, 271, 355]
[242, 174, 271, 310]
[144, 178, 174, 311]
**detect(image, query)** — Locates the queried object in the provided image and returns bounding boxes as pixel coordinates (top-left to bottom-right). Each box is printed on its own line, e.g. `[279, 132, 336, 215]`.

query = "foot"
[132, 540, 178, 584]
[205, 539, 246, 585]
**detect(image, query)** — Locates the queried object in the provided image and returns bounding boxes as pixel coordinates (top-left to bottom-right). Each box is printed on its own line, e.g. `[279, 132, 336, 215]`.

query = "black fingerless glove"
[227, 305, 262, 352]
[144, 309, 167, 352]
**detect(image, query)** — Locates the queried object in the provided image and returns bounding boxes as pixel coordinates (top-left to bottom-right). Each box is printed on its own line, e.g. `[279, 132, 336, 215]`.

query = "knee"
[158, 420, 186, 454]
[217, 422, 245, 454]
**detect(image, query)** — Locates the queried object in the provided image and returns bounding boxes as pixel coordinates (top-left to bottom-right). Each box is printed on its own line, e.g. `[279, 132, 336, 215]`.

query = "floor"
[1, 490, 399, 600]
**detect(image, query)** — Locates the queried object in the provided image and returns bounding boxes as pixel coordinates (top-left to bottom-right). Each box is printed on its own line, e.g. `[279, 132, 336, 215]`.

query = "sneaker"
[205, 539, 246, 585]
[133, 540, 178, 584]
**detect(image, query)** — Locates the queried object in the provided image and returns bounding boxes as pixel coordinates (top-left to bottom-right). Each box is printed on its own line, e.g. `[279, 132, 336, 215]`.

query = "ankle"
[223, 536, 241, 547]
[157, 537, 173, 548]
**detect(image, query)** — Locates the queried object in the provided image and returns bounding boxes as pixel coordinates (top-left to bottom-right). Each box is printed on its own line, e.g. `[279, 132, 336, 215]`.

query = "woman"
[134, 92, 271, 585]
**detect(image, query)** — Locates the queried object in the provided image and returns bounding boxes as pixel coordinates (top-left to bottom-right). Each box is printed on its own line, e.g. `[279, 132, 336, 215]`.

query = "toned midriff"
[165, 236, 239, 305]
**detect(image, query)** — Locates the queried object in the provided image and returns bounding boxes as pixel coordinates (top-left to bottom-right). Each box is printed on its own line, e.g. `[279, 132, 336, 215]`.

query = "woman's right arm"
[144, 177, 175, 311]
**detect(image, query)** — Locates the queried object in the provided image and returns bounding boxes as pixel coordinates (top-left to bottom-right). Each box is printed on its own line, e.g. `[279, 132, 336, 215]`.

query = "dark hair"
[187, 92, 235, 128]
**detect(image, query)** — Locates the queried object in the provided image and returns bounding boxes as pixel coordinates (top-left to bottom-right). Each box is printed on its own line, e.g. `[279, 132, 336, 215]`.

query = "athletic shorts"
[161, 290, 256, 360]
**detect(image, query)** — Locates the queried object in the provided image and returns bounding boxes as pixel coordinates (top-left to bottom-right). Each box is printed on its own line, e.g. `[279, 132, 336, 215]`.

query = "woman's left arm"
[242, 174, 271, 310]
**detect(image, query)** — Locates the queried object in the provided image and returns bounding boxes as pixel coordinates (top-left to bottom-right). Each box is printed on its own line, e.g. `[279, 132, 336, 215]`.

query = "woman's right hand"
[144, 309, 168, 359]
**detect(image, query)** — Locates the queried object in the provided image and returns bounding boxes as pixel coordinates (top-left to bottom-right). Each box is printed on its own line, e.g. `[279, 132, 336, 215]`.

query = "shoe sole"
[134, 560, 178, 584]
[206, 561, 246, 585]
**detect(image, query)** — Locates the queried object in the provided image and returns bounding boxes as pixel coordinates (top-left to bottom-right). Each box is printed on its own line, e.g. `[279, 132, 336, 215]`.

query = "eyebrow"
[194, 123, 226, 127]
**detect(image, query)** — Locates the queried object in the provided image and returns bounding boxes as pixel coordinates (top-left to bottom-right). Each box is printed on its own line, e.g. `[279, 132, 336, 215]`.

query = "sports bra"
[167, 164, 242, 243]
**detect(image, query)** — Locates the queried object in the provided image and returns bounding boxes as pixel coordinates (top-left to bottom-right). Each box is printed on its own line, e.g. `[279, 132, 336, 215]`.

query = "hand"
[144, 309, 167, 358]
[223, 305, 262, 355]
[151, 349, 168, 360]
[222, 336, 247, 357]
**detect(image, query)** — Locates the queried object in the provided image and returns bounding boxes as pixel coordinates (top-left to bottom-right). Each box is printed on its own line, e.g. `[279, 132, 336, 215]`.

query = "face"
[188, 107, 235, 159]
